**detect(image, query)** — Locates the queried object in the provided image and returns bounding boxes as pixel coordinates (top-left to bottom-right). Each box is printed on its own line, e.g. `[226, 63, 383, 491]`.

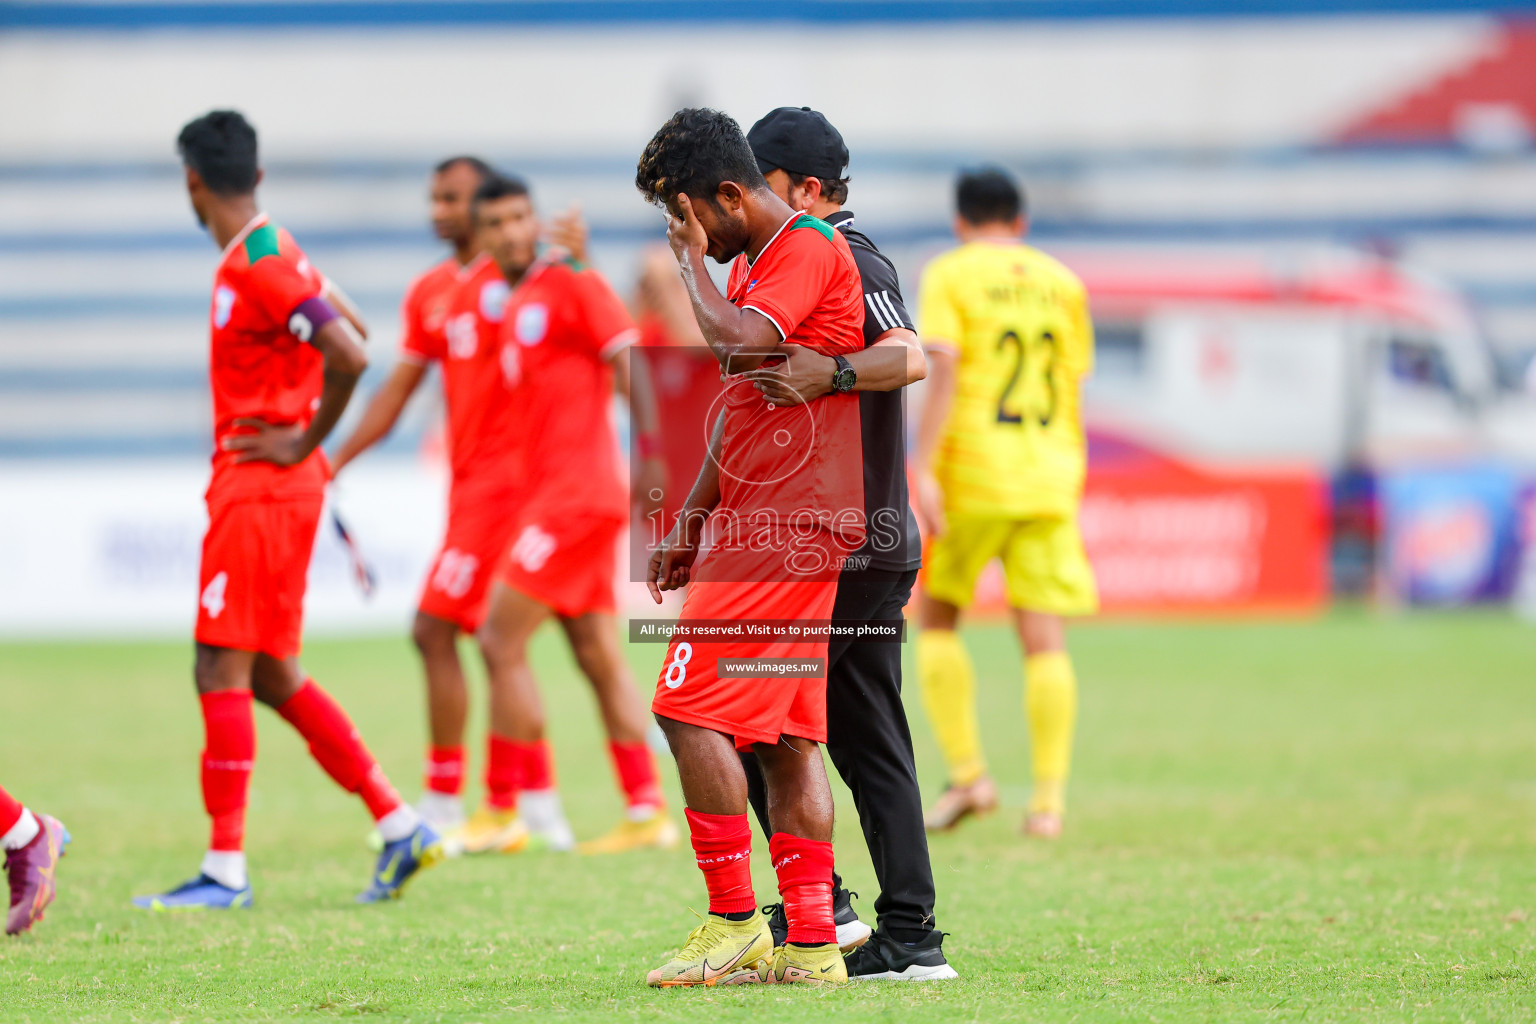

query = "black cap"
[746, 106, 849, 181]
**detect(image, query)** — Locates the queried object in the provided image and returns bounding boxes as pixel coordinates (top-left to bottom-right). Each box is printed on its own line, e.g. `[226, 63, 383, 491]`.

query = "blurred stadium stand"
[2, 1, 1536, 460]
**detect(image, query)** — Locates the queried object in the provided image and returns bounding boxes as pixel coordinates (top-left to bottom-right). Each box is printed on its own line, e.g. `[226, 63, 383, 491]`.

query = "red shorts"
[418, 494, 521, 632]
[195, 496, 323, 659]
[494, 512, 623, 618]
[650, 579, 838, 749]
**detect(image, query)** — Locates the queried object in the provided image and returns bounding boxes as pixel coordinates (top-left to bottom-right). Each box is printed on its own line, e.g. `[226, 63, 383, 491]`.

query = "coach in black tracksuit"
[735, 107, 955, 981]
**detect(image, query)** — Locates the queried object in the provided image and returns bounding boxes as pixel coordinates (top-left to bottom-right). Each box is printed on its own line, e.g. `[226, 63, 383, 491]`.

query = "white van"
[1060, 246, 1536, 471]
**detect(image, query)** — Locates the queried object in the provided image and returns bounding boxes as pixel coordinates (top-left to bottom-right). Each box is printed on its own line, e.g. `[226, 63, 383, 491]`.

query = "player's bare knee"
[652, 713, 690, 754]
[249, 654, 304, 709]
[193, 643, 252, 695]
[411, 612, 458, 656]
[474, 620, 513, 668]
[920, 594, 961, 631]
[1016, 609, 1066, 655]
[577, 645, 627, 694]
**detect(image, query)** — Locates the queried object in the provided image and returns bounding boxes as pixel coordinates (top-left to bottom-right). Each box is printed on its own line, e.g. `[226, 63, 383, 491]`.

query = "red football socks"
[277, 679, 402, 821]
[484, 734, 521, 811]
[516, 738, 555, 791]
[607, 740, 664, 813]
[199, 689, 255, 852]
[770, 832, 837, 945]
[0, 783, 24, 838]
[485, 736, 554, 811]
[424, 745, 465, 797]
[686, 808, 756, 916]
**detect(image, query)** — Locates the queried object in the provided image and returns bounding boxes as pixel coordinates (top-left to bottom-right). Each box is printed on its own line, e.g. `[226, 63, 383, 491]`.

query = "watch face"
[834, 367, 857, 392]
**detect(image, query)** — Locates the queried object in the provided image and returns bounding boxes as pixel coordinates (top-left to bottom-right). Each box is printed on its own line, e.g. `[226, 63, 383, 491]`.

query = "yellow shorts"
[925, 515, 1098, 616]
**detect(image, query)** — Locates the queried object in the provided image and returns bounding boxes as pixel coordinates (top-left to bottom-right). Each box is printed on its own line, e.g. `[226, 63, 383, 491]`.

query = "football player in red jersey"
[2, 784, 68, 935]
[633, 108, 867, 986]
[331, 155, 492, 839]
[334, 161, 597, 846]
[133, 110, 442, 911]
[465, 174, 677, 856]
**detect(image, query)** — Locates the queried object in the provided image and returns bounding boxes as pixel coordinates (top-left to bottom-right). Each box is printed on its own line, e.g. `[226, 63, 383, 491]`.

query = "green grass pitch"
[2, 612, 1534, 1022]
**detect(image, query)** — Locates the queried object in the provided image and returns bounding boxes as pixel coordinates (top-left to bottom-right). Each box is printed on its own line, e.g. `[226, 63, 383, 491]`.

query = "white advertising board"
[0, 460, 447, 639]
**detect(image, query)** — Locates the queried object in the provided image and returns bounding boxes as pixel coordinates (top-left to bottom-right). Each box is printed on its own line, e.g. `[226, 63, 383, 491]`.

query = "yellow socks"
[919, 630, 1080, 813]
[917, 629, 986, 787]
[1024, 650, 1077, 815]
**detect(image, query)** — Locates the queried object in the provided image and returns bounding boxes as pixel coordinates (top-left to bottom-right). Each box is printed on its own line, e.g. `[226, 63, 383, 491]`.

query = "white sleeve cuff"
[741, 305, 787, 340]
[600, 328, 641, 360]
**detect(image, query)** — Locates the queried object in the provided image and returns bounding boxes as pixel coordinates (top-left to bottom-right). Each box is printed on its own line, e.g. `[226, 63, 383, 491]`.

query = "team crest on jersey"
[747, 279, 759, 292]
[515, 303, 548, 346]
[480, 280, 511, 323]
[213, 286, 236, 328]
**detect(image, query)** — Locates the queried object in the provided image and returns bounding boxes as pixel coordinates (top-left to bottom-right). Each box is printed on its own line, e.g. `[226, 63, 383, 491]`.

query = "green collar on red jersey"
[243, 223, 281, 264]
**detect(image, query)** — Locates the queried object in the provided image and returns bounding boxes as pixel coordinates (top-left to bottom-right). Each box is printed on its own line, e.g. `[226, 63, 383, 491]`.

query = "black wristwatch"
[832, 354, 857, 394]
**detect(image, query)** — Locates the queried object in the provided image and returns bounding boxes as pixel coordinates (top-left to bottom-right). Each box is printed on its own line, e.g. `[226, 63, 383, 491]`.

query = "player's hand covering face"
[666, 189, 752, 265]
[665, 193, 710, 262]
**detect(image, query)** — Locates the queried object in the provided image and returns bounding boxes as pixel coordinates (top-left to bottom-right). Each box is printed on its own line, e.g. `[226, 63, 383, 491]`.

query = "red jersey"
[398, 256, 461, 364]
[497, 257, 638, 520]
[712, 213, 866, 571]
[400, 254, 518, 492]
[206, 214, 330, 508]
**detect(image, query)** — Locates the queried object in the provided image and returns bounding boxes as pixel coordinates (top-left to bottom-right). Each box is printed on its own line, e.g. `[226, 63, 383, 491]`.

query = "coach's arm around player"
[222, 311, 368, 468]
[749, 328, 925, 407]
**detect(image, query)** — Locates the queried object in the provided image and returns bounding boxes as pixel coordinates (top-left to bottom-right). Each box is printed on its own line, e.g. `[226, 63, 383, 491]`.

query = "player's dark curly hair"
[956, 167, 1026, 226]
[177, 110, 259, 196]
[635, 107, 767, 210]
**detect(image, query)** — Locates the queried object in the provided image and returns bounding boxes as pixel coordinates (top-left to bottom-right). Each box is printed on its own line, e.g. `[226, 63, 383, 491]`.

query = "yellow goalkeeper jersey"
[917, 239, 1093, 520]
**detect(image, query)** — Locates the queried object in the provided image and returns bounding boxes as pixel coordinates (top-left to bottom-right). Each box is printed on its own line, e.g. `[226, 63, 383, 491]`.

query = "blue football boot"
[357, 822, 444, 903]
[132, 873, 253, 911]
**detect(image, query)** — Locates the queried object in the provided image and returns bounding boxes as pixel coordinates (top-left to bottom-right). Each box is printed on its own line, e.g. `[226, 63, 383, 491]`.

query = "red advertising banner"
[966, 436, 1330, 616]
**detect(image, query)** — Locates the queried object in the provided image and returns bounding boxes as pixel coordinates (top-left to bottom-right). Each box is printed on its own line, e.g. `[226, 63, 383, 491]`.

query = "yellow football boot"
[720, 942, 848, 985]
[646, 910, 773, 987]
[578, 810, 680, 854]
[456, 807, 529, 855]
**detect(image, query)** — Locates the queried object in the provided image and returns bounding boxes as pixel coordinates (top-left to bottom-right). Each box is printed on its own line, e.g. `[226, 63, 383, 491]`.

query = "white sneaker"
[417, 793, 466, 857]
[416, 792, 466, 832]
[519, 789, 576, 851]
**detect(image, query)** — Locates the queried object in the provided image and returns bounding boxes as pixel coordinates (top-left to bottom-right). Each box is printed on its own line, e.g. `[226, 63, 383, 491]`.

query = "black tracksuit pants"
[740, 567, 937, 939]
